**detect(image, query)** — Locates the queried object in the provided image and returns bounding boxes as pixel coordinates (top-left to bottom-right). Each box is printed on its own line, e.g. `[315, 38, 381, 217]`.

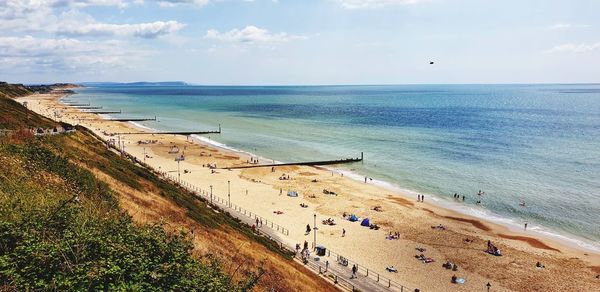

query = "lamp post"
[210, 185, 213, 204]
[228, 180, 231, 208]
[175, 155, 184, 183]
[143, 147, 146, 164]
[486, 282, 491, 292]
[313, 213, 317, 250]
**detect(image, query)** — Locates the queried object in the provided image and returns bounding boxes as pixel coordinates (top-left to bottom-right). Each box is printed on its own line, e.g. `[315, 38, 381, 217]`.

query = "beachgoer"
[342, 228, 346, 237]
[524, 222, 528, 230]
[351, 264, 357, 278]
[364, 177, 367, 183]
[422, 195, 425, 202]
[451, 274, 457, 284]
[325, 260, 329, 272]
[256, 218, 259, 227]
[306, 224, 311, 234]
[417, 194, 421, 202]
[462, 195, 465, 201]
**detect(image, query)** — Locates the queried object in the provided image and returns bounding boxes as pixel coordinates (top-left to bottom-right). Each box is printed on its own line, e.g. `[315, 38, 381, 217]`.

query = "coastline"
[148, 118, 600, 255]
[19, 91, 600, 291]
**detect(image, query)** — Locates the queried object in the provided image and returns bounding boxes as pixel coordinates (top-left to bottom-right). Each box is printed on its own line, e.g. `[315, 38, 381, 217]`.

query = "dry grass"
[89, 168, 337, 292]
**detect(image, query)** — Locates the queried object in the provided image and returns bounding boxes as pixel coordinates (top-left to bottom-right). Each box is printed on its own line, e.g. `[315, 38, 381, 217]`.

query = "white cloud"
[547, 23, 590, 30]
[0, 35, 150, 71]
[205, 25, 306, 44]
[57, 20, 185, 38]
[156, 0, 209, 7]
[0, 1, 185, 38]
[544, 42, 600, 54]
[337, 0, 421, 9]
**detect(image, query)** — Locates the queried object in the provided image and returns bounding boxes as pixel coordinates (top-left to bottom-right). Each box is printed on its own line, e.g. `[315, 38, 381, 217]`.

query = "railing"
[98, 134, 416, 292]
[326, 249, 413, 291]
[303, 257, 358, 291]
[161, 172, 290, 237]
[167, 173, 414, 292]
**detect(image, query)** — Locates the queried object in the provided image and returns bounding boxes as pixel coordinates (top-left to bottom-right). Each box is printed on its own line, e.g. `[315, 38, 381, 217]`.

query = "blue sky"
[1, 0, 599, 84]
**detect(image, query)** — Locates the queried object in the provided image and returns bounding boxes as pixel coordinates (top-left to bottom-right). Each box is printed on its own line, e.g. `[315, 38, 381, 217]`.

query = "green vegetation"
[0, 96, 270, 290]
[0, 86, 56, 130]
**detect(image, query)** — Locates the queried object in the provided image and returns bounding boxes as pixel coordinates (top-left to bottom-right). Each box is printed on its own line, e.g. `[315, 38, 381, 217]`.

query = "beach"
[19, 91, 600, 291]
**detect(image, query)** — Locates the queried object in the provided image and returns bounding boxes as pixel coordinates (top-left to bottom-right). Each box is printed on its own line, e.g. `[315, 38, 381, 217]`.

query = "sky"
[1, 0, 599, 85]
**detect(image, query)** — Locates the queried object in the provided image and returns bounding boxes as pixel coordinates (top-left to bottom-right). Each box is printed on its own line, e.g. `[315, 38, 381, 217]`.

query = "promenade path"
[164, 173, 416, 292]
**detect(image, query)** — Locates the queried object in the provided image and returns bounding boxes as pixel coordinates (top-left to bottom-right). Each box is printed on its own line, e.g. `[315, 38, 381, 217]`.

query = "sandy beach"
[19, 91, 600, 291]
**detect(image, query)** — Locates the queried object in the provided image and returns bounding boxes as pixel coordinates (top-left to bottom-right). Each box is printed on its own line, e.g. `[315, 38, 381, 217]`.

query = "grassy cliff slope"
[0, 93, 335, 291]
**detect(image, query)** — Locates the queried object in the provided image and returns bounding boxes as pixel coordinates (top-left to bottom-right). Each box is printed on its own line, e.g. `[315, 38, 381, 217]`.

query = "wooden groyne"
[114, 130, 221, 136]
[88, 110, 122, 114]
[72, 106, 103, 109]
[107, 116, 157, 122]
[223, 152, 363, 169]
[64, 103, 90, 106]
[112, 125, 221, 136]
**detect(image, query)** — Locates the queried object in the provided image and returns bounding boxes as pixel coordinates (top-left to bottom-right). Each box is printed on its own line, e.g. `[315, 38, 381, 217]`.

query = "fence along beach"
[17, 90, 600, 292]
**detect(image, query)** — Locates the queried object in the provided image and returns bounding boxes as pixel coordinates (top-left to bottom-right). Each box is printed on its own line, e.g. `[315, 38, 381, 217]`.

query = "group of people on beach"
[386, 232, 400, 240]
[486, 240, 502, 256]
[417, 194, 425, 202]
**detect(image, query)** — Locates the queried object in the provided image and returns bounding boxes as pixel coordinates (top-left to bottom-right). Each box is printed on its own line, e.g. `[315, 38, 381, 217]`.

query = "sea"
[66, 84, 600, 251]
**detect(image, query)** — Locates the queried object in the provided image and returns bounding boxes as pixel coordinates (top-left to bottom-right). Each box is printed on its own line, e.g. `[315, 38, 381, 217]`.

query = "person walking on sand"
[256, 218, 259, 227]
[325, 260, 329, 272]
[417, 194, 421, 202]
[351, 264, 357, 279]
[422, 195, 425, 202]
[342, 228, 346, 237]
[524, 222, 528, 231]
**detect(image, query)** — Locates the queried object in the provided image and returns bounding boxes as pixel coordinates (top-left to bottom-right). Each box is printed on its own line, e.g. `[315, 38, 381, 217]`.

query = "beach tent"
[349, 214, 358, 222]
[287, 191, 298, 197]
[360, 218, 370, 227]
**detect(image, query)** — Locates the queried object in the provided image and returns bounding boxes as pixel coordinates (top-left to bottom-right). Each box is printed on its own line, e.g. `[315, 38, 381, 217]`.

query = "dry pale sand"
[19, 92, 600, 292]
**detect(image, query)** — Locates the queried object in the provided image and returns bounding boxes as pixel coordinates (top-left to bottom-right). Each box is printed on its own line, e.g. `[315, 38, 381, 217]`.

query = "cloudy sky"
[1, 0, 599, 84]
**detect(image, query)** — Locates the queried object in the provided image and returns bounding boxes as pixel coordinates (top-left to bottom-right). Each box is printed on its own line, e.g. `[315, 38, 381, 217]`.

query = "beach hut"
[360, 218, 370, 227]
[287, 191, 298, 197]
[349, 214, 358, 222]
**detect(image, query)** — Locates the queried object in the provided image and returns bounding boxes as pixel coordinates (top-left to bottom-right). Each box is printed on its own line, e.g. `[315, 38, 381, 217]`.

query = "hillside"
[0, 82, 78, 99]
[0, 82, 31, 99]
[0, 94, 335, 291]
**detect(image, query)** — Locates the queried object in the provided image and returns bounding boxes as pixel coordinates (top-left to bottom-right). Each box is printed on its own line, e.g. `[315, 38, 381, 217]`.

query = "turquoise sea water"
[68, 84, 600, 250]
